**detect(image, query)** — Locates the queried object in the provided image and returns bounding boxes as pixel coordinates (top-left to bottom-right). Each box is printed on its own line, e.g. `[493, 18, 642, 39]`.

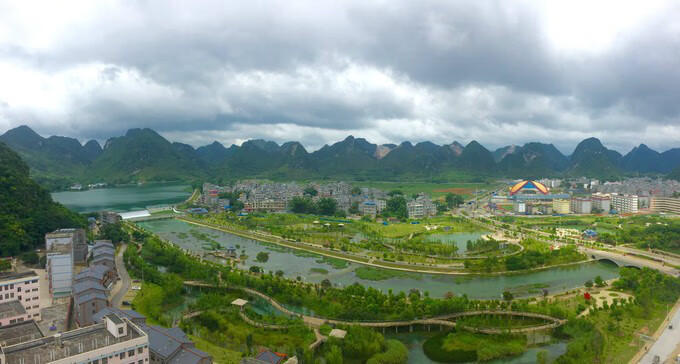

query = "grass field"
[348, 181, 493, 198]
[189, 334, 242, 364]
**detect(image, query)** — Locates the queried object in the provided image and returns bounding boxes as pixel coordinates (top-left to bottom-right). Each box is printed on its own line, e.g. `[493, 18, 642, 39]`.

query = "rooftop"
[0, 320, 43, 347]
[0, 270, 38, 282]
[2, 316, 145, 363]
[0, 300, 26, 319]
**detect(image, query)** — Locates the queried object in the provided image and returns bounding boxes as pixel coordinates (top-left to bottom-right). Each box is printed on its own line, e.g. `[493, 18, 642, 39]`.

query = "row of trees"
[289, 196, 338, 215]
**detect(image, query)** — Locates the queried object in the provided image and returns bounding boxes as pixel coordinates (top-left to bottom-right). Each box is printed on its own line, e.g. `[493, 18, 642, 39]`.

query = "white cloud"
[0, 0, 678, 153]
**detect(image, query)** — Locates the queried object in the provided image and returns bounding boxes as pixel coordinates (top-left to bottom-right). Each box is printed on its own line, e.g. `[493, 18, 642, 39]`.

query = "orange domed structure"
[509, 180, 549, 195]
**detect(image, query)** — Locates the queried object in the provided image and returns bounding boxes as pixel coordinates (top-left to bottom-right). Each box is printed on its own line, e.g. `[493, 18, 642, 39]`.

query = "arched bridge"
[583, 248, 679, 277]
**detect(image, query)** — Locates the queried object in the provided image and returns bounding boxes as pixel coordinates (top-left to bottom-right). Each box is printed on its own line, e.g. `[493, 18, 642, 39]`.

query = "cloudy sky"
[0, 0, 679, 154]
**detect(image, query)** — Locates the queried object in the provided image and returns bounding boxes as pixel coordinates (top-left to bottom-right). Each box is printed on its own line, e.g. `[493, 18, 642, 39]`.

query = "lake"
[51, 183, 191, 213]
[138, 219, 620, 300]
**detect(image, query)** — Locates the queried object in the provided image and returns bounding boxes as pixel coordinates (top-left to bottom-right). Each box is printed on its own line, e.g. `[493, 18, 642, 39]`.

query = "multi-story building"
[95, 308, 212, 364]
[46, 229, 88, 264]
[552, 199, 570, 214]
[99, 211, 122, 225]
[46, 243, 74, 299]
[91, 241, 117, 276]
[73, 281, 109, 327]
[651, 196, 680, 215]
[0, 300, 32, 326]
[75, 264, 115, 289]
[0, 271, 40, 321]
[244, 200, 286, 212]
[0, 319, 43, 347]
[0, 313, 149, 364]
[362, 201, 378, 217]
[611, 193, 639, 213]
[591, 194, 611, 213]
[570, 198, 592, 214]
[407, 194, 436, 218]
[513, 201, 526, 214]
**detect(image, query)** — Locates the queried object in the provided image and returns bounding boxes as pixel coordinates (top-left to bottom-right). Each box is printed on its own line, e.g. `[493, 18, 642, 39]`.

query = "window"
[17, 287, 21, 292]
[102, 358, 108, 364]
[118, 327, 124, 335]
[138, 347, 143, 354]
[139, 361, 143, 364]
[120, 352, 125, 359]
[128, 350, 135, 357]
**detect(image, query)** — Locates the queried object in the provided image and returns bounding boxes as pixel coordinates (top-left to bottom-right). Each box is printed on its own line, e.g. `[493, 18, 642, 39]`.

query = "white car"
[131, 286, 141, 290]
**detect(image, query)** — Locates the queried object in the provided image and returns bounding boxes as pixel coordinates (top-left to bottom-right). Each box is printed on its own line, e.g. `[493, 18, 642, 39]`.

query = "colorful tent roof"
[509, 180, 549, 195]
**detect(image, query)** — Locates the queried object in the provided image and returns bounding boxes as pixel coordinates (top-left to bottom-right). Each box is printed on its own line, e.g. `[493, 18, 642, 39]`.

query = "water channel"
[52, 183, 190, 213]
[138, 219, 620, 299]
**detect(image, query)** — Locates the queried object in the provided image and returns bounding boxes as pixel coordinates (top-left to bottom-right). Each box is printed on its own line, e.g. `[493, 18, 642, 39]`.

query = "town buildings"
[407, 194, 437, 218]
[94, 308, 212, 364]
[0, 313, 149, 364]
[72, 240, 117, 327]
[591, 194, 611, 213]
[46, 229, 88, 264]
[570, 198, 592, 214]
[610, 193, 639, 214]
[651, 196, 680, 215]
[552, 199, 570, 214]
[0, 271, 40, 322]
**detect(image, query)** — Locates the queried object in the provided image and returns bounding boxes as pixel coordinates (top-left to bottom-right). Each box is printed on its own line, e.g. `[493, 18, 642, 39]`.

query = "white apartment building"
[651, 196, 680, 215]
[570, 198, 592, 214]
[407, 195, 437, 218]
[611, 193, 638, 214]
[552, 199, 570, 214]
[591, 194, 611, 213]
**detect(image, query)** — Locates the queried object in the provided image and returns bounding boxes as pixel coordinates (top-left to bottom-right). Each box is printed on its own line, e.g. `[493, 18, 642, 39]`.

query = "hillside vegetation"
[0, 141, 85, 256]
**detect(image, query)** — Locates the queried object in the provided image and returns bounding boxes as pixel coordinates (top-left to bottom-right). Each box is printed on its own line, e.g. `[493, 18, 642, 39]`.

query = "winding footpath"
[183, 281, 564, 334]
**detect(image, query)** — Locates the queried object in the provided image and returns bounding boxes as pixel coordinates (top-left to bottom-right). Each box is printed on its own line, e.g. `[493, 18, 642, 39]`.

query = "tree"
[256, 252, 269, 263]
[20, 251, 39, 265]
[249, 266, 261, 273]
[585, 280, 594, 288]
[0, 260, 11, 272]
[349, 201, 360, 215]
[445, 193, 465, 209]
[98, 222, 130, 244]
[321, 279, 332, 289]
[594, 275, 605, 287]
[304, 186, 318, 197]
[289, 196, 316, 214]
[387, 190, 403, 197]
[316, 198, 338, 216]
[536, 350, 548, 364]
[246, 333, 253, 351]
[384, 196, 407, 220]
[275, 270, 284, 277]
[326, 345, 343, 364]
[502, 290, 513, 302]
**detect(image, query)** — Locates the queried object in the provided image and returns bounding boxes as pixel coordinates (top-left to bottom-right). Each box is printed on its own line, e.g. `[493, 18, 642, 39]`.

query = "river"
[51, 183, 190, 213]
[138, 219, 620, 299]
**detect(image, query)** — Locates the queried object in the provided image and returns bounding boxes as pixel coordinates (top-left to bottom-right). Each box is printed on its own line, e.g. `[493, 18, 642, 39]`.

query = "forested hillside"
[0, 141, 85, 256]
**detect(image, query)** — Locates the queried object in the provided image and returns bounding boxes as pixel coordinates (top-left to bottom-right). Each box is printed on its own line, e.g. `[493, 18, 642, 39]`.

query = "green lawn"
[189, 334, 243, 364]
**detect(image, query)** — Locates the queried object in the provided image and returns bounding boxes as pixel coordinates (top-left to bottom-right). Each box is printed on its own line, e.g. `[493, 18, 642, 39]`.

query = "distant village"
[198, 181, 438, 219]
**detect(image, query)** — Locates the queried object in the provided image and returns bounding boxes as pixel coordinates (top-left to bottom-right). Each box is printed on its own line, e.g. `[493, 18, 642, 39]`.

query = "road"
[638, 302, 680, 364]
[110, 244, 131, 307]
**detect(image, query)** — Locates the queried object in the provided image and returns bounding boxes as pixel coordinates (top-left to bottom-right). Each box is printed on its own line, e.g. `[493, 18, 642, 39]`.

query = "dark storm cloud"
[0, 0, 678, 153]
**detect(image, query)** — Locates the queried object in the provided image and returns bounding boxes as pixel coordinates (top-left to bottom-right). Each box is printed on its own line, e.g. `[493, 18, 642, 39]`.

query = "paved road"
[110, 244, 131, 307]
[639, 303, 680, 364]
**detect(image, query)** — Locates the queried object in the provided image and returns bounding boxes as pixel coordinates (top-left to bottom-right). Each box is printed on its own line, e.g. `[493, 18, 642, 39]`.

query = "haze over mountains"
[1, 125, 680, 188]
